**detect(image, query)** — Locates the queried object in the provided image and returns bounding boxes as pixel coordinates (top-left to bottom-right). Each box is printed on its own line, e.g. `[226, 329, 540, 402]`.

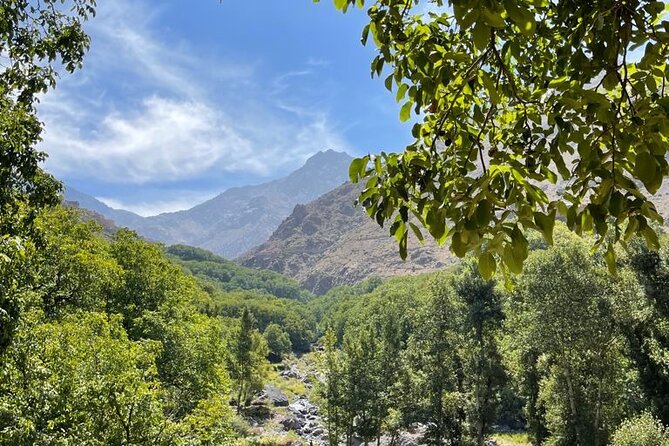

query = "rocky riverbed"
[244, 357, 507, 446]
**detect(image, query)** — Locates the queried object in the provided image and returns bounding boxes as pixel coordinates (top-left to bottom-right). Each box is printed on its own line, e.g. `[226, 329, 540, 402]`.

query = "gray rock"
[244, 404, 271, 420]
[280, 415, 303, 431]
[262, 385, 289, 407]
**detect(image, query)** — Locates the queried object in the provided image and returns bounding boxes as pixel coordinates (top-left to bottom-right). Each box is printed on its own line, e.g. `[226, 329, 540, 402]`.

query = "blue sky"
[40, 0, 413, 216]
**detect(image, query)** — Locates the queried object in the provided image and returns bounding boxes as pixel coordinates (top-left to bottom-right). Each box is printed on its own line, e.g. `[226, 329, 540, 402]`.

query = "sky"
[39, 0, 414, 216]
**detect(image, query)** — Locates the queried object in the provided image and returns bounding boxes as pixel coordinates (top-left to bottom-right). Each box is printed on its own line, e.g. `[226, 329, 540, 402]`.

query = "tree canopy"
[0, 0, 96, 355]
[328, 0, 669, 278]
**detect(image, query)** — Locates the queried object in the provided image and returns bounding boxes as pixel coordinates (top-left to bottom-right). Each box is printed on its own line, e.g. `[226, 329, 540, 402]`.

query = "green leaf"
[602, 70, 618, 91]
[334, 0, 348, 11]
[399, 231, 408, 260]
[503, 0, 536, 35]
[534, 210, 556, 245]
[481, 9, 506, 28]
[643, 226, 660, 250]
[478, 252, 497, 280]
[481, 72, 501, 105]
[349, 157, 368, 183]
[400, 101, 413, 122]
[604, 243, 617, 275]
[426, 208, 447, 242]
[451, 232, 468, 257]
[503, 244, 523, 274]
[475, 199, 493, 227]
[473, 22, 490, 52]
[384, 74, 393, 91]
[396, 83, 409, 102]
[634, 151, 661, 193]
[409, 222, 425, 244]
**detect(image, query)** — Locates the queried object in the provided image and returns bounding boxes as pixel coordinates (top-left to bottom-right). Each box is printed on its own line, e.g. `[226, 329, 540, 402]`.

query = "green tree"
[453, 261, 506, 446]
[0, 312, 166, 446]
[0, 0, 96, 355]
[342, 326, 384, 445]
[227, 308, 269, 412]
[320, 328, 348, 446]
[404, 275, 465, 445]
[263, 323, 292, 361]
[624, 236, 669, 423]
[610, 412, 669, 446]
[34, 208, 123, 317]
[328, 0, 669, 274]
[506, 226, 642, 445]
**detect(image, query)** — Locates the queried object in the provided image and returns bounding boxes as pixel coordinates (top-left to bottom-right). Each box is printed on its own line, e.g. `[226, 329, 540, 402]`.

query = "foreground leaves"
[325, 0, 669, 275]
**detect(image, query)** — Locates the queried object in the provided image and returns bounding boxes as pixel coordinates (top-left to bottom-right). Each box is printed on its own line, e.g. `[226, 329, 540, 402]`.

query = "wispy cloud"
[271, 70, 314, 95]
[39, 0, 352, 197]
[42, 95, 257, 183]
[97, 192, 217, 217]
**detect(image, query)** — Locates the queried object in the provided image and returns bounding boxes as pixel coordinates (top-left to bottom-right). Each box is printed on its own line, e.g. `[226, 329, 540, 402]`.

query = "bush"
[610, 412, 669, 446]
[264, 323, 292, 361]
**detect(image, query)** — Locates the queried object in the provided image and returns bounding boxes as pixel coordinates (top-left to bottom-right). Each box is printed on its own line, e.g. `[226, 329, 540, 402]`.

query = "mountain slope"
[240, 175, 669, 294]
[64, 187, 144, 229]
[239, 182, 457, 294]
[132, 150, 352, 258]
[66, 150, 353, 259]
[166, 244, 314, 301]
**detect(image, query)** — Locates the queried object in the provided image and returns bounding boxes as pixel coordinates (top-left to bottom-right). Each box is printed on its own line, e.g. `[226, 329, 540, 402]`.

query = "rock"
[244, 404, 271, 420]
[261, 385, 289, 407]
[280, 415, 303, 432]
[280, 364, 308, 382]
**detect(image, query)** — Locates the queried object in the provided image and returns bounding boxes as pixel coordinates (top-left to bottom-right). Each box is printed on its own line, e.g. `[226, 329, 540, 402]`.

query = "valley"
[4, 1, 669, 445]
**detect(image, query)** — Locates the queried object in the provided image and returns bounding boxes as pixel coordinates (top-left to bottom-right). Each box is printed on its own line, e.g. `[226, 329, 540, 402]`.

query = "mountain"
[240, 175, 669, 294]
[66, 150, 353, 259]
[239, 182, 457, 294]
[131, 150, 352, 258]
[63, 187, 144, 229]
[63, 199, 122, 237]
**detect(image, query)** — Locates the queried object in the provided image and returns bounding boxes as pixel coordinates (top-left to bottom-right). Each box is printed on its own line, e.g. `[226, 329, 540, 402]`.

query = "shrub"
[610, 412, 669, 446]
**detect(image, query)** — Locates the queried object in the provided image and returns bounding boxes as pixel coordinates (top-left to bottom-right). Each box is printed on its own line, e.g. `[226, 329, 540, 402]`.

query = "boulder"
[280, 415, 303, 432]
[262, 385, 289, 407]
[244, 404, 271, 420]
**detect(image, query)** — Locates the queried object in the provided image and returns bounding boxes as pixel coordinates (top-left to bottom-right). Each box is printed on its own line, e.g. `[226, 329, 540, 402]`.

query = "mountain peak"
[303, 149, 352, 166]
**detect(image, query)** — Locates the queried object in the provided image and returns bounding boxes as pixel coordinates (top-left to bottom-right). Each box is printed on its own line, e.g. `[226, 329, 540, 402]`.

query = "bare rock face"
[239, 182, 457, 294]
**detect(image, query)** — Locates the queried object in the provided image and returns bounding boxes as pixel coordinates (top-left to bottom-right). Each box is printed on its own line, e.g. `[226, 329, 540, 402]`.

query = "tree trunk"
[565, 368, 580, 444]
[594, 377, 603, 446]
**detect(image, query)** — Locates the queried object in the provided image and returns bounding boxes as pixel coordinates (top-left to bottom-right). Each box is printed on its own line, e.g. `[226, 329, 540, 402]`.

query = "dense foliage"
[0, 208, 271, 445]
[167, 245, 318, 353]
[167, 245, 313, 301]
[330, 0, 669, 276]
[0, 0, 96, 355]
[314, 224, 669, 446]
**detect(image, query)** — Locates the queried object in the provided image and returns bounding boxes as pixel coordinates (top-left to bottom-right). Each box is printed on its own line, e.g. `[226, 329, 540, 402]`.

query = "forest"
[2, 203, 669, 445]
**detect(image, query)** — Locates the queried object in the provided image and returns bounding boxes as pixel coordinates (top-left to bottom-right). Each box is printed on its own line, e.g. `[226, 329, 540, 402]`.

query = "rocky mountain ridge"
[240, 182, 457, 294]
[65, 150, 353, 259]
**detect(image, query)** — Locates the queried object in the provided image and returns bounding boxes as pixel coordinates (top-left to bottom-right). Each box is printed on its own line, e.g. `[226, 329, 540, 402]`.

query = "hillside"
[65, 150, 352, 259]
[166, 244, 313, 301]
[64, 187, 144, 229]
[240, 176, 669, 294]
[239, 182, 457, 294]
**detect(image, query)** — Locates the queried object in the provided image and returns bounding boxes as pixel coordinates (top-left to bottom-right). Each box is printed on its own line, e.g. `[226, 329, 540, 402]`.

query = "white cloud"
[42, 95, 256, 183]
[97, 192, 216, 217]
[39, 0, 352, 188]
